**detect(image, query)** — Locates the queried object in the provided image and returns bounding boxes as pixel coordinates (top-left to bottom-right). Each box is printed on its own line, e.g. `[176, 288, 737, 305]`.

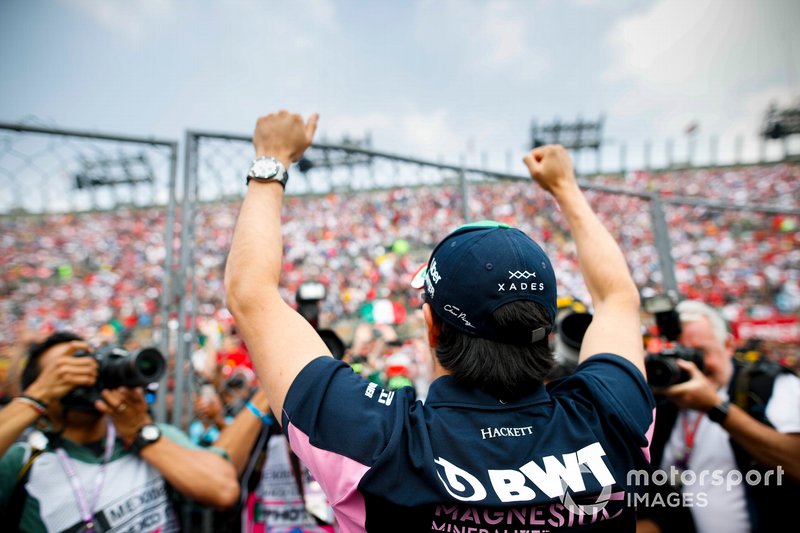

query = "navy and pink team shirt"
[282, 354, 656, 533]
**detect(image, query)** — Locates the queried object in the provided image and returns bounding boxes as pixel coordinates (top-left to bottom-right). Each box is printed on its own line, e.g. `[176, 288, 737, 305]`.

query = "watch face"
[251, 158, 279, 179]
[141, 425, 161, 441]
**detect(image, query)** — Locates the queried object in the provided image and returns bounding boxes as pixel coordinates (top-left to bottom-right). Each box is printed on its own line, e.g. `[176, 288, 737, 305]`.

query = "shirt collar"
[424, 375, 550, 409]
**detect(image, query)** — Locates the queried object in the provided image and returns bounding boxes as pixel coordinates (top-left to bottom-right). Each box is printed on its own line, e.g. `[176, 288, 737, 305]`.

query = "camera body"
[645, 344, 705, 388]
[61, 345, 167, 410]
[296, 280, 345, 360]
[642, 293, 704, 387]
[551, 306, 593, 379]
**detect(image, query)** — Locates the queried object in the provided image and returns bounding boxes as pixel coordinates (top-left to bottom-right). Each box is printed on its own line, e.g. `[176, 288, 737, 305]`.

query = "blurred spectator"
[214, 389, 336, 532]
[637, 300, 800, 533]
[2, 164, 798, 394]
[188, 382, 231, 448]
[0, 331, 239, 530]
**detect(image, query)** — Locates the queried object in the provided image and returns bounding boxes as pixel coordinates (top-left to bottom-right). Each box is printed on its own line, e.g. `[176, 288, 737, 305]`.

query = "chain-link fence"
[2, 122, 796, 532]
[0, 122, 179, 423]
[179, 131, 800, 393]
[3, 123, 799, 429]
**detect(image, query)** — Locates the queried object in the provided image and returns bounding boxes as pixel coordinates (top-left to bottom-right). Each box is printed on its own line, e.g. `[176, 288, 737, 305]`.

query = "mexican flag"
[361, 299, 407, 324]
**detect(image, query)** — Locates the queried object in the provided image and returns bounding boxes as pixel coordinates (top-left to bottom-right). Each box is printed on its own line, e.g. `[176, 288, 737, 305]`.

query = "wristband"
[246, 400, 274, 425]
[15, 395, 47, 415]
[707, 400, 731, 424]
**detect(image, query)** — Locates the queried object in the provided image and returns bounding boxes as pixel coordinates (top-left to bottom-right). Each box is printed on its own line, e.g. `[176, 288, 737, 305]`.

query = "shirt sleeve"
[281, 357, 414, 523]
[766, 373, 800, 433]
[282, 356, 411, 467]
[549, 354, 656, 446]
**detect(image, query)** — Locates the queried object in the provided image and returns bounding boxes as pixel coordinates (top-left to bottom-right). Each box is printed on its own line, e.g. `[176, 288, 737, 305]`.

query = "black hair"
[21, 331, 84, 390]
[432, 300, 555, 401]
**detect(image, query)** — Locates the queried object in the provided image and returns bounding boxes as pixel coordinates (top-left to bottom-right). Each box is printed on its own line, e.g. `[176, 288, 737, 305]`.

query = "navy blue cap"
[411, 220, 557, 344]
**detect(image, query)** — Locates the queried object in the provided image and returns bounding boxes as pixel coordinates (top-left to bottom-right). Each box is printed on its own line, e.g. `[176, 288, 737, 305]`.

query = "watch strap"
[246, 156, 288, 188]
[707, 400, 731, 424]
[246, 171, 288, 187]
[128, 424, 161, 455]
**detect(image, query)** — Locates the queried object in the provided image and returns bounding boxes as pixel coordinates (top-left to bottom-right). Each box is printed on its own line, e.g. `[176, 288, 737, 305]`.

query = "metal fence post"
[154, 141, 179, 424]
[172, 131, 198, 428]
[459, 154, 470, 222]
[648, 194, 679, 296]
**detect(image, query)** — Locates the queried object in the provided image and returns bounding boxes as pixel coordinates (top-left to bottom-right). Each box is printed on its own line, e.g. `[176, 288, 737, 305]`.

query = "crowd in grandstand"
[593, 163, 800, 208]
[1, 163, 798, 400]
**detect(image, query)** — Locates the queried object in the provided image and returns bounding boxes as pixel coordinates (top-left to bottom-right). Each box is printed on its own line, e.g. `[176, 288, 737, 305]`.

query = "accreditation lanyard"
[677, 410, 703, 470]
[55, 420, 116, 530]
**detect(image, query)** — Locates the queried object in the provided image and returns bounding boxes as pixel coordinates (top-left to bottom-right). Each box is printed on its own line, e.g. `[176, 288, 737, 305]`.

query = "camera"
[296, 280, 345, 360]
[297, 281, 327, 302]
[296, 281, 327, 330]
[643, 293, 704, 388]
[61, 345, 167, 410]
[551, 306, 592, 378]
[645, 344, 705, 388]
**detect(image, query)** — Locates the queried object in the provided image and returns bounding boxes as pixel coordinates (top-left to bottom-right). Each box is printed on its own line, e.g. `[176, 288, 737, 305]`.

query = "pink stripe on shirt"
[286, 422, 370, 533]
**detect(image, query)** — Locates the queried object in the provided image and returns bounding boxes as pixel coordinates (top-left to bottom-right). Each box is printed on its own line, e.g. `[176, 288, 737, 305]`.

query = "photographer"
[214, 387, 336, 532]
[638, 300, 800, 533]
[225, 110, 655, 531]
[0, 331, 239, 531]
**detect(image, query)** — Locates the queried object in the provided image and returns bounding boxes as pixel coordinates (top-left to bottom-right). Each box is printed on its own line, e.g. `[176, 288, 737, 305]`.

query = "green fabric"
[0, 443, 29, 507]
[0, 440, 61, 533]
[0, 422, 229, 531]
[455, 219, 509, 231]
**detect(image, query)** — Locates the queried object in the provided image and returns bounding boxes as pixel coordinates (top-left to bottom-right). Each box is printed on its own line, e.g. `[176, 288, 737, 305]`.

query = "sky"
[1, 0, 799, 172]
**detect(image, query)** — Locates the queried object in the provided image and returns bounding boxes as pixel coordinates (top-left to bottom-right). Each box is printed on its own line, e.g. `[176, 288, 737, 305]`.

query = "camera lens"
[559, 312, 592, 350]
[101, 347, 166, 388]
[645, 356, 688, 388]
[132, 348, 166, 382]
[135, 349, 163, 379]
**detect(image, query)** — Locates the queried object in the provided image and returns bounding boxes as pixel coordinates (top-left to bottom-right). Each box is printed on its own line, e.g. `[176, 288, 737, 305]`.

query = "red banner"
[733, 316, 800, 343]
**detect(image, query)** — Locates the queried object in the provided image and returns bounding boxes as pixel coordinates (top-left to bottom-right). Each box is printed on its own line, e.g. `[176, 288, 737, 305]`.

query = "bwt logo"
[434, 442, 616, 512]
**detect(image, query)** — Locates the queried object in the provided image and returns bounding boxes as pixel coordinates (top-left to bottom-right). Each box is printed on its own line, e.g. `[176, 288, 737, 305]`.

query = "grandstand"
[1, 121, 799, 421]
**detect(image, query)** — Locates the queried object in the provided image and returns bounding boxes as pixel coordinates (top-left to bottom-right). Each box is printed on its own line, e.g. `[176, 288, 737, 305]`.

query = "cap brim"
[410, 263, 428, 290]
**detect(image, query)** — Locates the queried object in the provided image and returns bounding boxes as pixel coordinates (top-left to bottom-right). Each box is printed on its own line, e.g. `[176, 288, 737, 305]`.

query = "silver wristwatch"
[129, 423, 161, 455]
[246, 156, 288, 188]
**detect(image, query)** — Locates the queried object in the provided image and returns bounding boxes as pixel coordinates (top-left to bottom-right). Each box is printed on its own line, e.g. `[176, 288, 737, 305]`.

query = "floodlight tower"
[530, 115, 605, 174]
[762, 99, 800, 160]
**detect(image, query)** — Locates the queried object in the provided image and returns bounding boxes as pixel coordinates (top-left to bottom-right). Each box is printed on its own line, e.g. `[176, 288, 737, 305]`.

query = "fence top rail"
[189, 129, 473, 170]
[655, 194, 800, 215]
[189, 130, 798, 215]
[0, 122, 178, 148]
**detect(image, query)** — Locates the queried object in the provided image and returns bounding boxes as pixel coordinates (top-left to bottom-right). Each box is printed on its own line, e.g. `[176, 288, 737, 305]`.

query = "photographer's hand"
[0, 341, 96, 457]
[96, 387, 152, 445]
[24, 340, 97, 407]
[194, 391, 227, 427]
[97, 389, 240, 507]
[662, 359, 800, 483]
[658, 359, 721, 412]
